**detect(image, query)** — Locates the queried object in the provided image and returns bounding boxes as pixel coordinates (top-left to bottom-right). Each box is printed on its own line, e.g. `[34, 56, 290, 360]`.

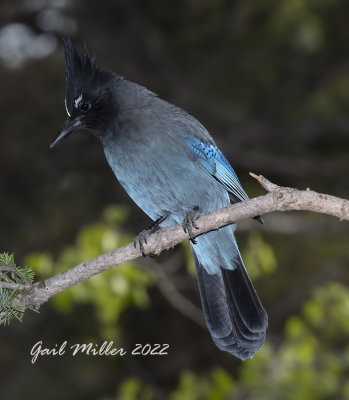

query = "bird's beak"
[50, 117, 82, 149]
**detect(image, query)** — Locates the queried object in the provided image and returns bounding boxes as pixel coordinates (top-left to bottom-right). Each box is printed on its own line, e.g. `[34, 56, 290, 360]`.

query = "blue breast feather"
[185, 136, 249, 202]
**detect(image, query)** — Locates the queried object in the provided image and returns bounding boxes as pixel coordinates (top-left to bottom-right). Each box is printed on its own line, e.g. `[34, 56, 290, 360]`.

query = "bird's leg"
[182, 206, 200, 244]
[134, 213, 169, 256]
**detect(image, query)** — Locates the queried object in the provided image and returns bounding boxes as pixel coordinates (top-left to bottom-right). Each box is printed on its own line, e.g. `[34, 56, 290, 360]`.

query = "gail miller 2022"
[30, 340, 169, 363]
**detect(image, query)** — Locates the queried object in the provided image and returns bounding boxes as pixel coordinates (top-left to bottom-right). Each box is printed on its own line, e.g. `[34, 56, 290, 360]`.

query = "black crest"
[62, 37, 98, 113]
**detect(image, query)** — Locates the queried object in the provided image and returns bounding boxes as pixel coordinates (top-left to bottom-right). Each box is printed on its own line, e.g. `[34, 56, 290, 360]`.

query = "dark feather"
[193, 250, 267, 360]
[62, 37, 98, 113]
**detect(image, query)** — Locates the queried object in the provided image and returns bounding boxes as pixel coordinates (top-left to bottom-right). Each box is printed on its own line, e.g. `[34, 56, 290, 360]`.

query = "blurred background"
[0, 0, 348, 399]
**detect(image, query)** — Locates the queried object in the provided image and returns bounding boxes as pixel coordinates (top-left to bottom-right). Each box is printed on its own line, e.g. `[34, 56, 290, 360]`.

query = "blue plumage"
[51, 38, 268, 360]
[185, 136, 249, 202]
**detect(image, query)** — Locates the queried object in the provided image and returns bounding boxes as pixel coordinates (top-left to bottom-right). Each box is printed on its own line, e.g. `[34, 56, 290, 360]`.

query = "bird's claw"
[133, 213, 169, 257]
[182, 206, 200, 244]
[134, 230, 151, 257]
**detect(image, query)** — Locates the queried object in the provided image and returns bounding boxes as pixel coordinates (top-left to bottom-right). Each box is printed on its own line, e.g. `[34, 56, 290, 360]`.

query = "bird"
[50, 38, 268, 360]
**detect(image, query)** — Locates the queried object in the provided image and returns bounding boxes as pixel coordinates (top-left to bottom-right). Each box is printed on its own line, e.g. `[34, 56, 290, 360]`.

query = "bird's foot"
[134, 229, 152, 257]
[134, 214, 169, 256]
[182, 206, 200, 244]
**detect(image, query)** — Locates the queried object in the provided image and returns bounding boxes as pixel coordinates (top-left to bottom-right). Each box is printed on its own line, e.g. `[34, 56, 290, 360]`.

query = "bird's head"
[50, 37, 115, 148]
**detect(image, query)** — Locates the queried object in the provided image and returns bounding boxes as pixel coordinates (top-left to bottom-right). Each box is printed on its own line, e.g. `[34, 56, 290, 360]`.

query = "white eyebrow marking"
[74, 94, 83, 109]
[65, 97, 71, 117]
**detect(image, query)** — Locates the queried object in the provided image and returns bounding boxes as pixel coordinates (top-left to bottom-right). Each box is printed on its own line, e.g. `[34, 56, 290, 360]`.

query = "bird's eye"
[78, 101, 91, 112]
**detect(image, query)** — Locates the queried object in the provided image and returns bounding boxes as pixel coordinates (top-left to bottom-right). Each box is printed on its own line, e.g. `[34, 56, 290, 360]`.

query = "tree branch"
[10, 175, 349, 311]
[0, 282, 30, 291]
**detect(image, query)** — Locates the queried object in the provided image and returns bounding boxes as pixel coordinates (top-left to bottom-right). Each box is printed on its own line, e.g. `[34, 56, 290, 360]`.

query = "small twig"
[0, 282, 31, 291]
[0, 266, 15, 273]
[0, 265, 26, 280]
[249, 172, 279, 191]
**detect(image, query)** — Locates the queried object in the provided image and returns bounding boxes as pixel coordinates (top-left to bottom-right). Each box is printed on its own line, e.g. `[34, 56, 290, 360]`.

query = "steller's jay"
[51, 38, 267, 360]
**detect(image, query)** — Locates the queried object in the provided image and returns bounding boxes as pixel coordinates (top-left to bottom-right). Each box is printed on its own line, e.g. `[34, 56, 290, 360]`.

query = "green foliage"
[242, 233, 277, 279]
[170, 368, 236, 400]
[0, 253, 35, 284]
[303, 282, 349, 339]
[238, 282, 349, 400]
[100, 377, 154, 400]
[182, 240, 196, 276]
[26, 205, 153, 339]
[117, 378, 154, 400]
[0, 252, 37, 325]
[113, 281, 349, 400]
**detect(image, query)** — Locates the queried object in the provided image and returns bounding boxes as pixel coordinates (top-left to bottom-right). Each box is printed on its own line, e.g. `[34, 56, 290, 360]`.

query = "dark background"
[0, 1, 348, 399]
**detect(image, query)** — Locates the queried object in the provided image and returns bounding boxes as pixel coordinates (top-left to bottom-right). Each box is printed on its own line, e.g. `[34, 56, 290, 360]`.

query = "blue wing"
[185, 136, 249, 202]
